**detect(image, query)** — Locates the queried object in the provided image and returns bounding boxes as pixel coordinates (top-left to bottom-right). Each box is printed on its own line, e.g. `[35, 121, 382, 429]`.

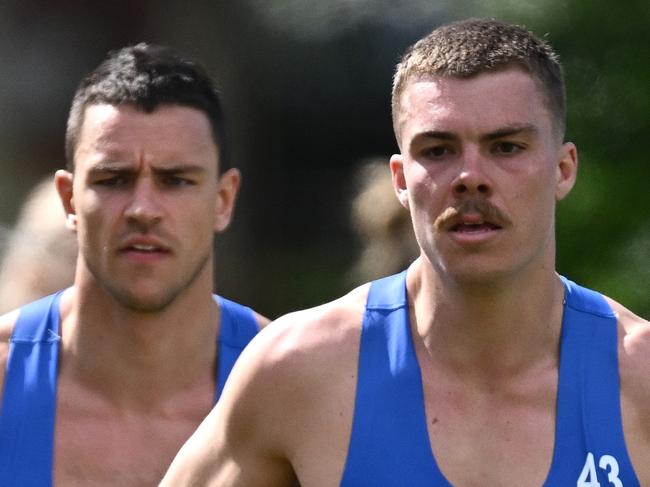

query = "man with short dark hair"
[161, 19, 649, 486]
[0, 43, 268, 486]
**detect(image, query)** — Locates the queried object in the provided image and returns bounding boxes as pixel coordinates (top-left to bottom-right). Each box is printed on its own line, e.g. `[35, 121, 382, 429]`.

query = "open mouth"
[128, 244, 161, 253]
[451, 222, 502, 233]
[121, 243, 169, 255]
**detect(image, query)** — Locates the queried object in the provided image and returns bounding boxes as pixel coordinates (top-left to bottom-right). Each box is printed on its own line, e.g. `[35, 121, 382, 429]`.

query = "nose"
[452, 150, 492, 197]
[124, 179, 163, 228]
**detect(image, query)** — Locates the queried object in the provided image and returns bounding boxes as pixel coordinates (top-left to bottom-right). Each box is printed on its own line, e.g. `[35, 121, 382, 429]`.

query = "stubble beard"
[84, 250, 212, 313]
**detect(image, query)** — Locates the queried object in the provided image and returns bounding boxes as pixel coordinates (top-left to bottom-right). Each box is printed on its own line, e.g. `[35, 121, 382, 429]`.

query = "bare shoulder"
[161, 284, 371, 486]
[0, 309, 19, 340]
[606, 296, 650, 369]
[270, 282, 370, 346]
[0, 309, 20, 401]
[223, 281, 370, 435]
[223, 280, 369, 416]
[235, 282, 371, 389]
[607, 297, 650, 381]
[605, 297, 650, 480]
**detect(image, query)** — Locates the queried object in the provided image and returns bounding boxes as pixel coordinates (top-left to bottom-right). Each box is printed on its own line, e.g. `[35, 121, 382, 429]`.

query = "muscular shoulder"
[236, 283, 369, 386]
[217, 284, 370, 446]
[609, 297, 650, 374]
[609, 297, 650, 390]
[606, 298, 650, 480]
[266, 283, 368, 366]
[0, 309, 19, 341]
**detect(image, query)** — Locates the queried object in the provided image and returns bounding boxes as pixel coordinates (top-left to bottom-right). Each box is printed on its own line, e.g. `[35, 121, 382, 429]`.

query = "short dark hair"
[392, 19, 566, 141]
[65, 43, 229, 172]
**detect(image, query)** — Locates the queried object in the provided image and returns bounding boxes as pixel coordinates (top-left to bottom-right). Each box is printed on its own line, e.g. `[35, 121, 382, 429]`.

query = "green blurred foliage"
[466, 0, 650, 316]
[268, 0, 649, 319]
[1, 1, 646, 318]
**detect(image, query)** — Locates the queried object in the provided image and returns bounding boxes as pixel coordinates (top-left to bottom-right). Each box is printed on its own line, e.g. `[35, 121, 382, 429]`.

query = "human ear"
[555, 142, 578, 201]
[390, 154, 409, 210]
[54, 170, 77, 231]
[213, 168, 241, 233]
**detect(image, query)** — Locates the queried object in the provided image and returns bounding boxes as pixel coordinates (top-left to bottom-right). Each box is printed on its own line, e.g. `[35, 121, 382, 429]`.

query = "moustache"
[433, 199, 511, 230]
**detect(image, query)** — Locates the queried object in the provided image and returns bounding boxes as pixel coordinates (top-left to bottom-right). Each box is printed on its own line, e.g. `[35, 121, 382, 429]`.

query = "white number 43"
[577, 452, 623, 487]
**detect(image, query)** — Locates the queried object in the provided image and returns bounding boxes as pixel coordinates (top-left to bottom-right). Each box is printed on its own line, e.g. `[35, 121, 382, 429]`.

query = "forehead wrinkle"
[76, 104, 220, 176]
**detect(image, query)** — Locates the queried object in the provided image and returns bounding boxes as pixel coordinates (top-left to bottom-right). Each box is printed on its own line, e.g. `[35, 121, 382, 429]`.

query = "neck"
[58, 268, 219, 409]
[407, 257, 565, 382]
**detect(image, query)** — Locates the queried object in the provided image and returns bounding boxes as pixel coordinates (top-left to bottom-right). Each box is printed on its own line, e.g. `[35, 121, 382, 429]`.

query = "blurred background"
[0, 0, 648, 318]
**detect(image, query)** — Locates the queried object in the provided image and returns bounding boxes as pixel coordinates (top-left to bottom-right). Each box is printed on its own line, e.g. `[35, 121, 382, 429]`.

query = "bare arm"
[160, 400, 295, 486]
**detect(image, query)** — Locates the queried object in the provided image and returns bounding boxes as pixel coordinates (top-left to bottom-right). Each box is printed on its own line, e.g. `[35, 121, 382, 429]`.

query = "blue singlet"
[0, 291, 259, 486]
[340, 271, 640, 486]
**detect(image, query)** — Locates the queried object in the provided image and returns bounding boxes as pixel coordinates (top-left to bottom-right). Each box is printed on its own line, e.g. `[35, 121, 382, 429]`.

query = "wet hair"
[392, 18, 566, 141]
[65, 43, 229, 172]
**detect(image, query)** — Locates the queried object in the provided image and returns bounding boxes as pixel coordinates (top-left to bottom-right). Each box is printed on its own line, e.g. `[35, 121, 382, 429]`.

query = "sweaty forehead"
[74, 104, 219, 167]
[396, 70, 552, 143]
[79, 104, 212, 140]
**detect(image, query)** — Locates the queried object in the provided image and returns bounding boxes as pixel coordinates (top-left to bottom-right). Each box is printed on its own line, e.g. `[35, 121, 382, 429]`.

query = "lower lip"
[120, 249, 170, 263]
[448, 226, 502, 245]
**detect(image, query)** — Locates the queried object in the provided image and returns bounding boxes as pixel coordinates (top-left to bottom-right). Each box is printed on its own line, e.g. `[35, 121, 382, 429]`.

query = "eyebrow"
[89, 163, 207, 174]
[482, 124, 539, 141]
[411, 124, 539, 145]
[154, 165, 207, 175]
[413, 130, 457, 142]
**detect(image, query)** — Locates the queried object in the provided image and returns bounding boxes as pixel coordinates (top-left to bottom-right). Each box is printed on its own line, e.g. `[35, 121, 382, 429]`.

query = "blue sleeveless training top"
[340, 271, 640, 486]
[0, 292, 259, 486]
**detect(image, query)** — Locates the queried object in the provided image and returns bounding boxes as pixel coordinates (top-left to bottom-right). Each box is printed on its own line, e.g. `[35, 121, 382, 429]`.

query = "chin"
[107, 285, 181, 312]
[126, 298, 171, 312]
[434, 258, 516, 286]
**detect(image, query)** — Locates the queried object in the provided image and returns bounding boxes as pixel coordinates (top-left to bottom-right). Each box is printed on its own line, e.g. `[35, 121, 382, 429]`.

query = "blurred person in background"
[348, 158, 418, 285]
[0, 43, 268, 486]
[0, 176, 77, 313]
[162, 18, 648, 486]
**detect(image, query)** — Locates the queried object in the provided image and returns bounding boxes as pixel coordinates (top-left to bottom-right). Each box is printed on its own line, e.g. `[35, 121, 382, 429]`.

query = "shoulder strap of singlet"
[0, 291, 63, 487]
[341, 270, 451, 486]
[214, 295, 259, 402]
[365, 270, 408, 309]
[545, 277, 640, 486]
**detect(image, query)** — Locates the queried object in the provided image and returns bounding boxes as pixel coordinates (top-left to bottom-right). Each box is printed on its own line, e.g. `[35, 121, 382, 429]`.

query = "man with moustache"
[0, 43, 268, 486]
[162, 19, 649, 486]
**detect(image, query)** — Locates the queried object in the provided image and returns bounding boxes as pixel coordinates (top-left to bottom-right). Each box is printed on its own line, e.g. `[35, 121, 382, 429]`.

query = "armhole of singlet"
[341, 270, 452, 486]
[549, 277, 641, 485]
[213, 295, 259, 402]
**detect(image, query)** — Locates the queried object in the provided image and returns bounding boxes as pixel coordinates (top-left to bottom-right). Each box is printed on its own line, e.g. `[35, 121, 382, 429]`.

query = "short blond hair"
[392, 18, 565, 143]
